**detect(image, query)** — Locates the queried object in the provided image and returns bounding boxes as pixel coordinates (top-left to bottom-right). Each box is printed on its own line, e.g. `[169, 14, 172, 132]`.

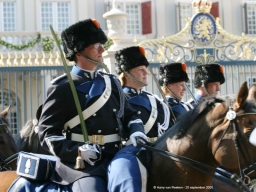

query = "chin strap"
[124, 71, 148, 87]
[201, 80, 210, 96]
[166, 86, 181, 101]
[78, 53, 110, 73]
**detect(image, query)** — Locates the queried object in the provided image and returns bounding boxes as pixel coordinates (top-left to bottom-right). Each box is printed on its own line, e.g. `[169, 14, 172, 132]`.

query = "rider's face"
[167, 81, 186, 100]
[206, 82, 220, 96]
[125, 65, 148, 90]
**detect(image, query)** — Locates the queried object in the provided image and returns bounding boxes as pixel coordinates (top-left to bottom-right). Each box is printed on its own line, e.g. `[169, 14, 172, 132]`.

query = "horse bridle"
[136, 108, 256, 192]
[0, 153, 18, 171]
[212, 108, 256, 190]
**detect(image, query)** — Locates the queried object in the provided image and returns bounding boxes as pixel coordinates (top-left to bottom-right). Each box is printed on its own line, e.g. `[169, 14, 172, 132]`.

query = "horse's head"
[0, 106, 18, 171]
[146, 82, 256, 189]
[210, 82, 256, 176]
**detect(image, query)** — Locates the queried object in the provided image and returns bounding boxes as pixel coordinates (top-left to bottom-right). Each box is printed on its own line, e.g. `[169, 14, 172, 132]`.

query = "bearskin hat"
[158, 63, 189, 86]
[61, 19, 107, 61]
[194, 64, 225, 88]
[115, 46, 149, 75]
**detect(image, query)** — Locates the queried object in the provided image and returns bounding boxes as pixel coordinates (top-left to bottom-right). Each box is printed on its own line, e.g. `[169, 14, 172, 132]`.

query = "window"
[0, 1, 16, 31]
[248, 77, 256, 86]
[109, 1, 151, 35]
[178, 2, 192, 30]
[244, 3, 256, 35]
[126, 4, 141, 35]
[41, 1, 70, 31]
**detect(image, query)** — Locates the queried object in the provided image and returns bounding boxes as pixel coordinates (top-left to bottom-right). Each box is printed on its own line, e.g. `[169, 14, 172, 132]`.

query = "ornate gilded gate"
[139, 0, 256, 100]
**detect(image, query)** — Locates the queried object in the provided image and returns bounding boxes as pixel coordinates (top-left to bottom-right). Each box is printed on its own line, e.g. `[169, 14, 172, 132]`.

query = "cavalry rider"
[108, 46, 173, 192]
[35, 19, 147, 191]
[158, 62, 194, 119]
[187, 63, 225, 106]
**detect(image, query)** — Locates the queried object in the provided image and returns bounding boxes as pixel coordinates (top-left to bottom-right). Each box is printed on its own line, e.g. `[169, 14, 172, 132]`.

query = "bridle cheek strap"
[213, 111, 256, 182]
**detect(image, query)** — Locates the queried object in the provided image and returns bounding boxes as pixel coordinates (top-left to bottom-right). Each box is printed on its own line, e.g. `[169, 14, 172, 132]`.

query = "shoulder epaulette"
[50, 73, 67, 84]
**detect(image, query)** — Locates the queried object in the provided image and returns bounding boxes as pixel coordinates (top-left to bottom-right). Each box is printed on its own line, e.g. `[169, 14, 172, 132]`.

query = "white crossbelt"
[144, 94, 158, 133]
[70, 133, 119, 144]
[64, 75, 111, 130]
[125, 94, 158, 146]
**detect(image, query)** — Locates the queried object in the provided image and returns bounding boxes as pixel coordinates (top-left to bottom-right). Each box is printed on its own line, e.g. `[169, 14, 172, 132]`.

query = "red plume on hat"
[92, 19, 100, 28]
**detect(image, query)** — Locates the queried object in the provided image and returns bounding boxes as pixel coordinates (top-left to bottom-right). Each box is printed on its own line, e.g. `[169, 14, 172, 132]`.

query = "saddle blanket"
[16, 152, 57, 181]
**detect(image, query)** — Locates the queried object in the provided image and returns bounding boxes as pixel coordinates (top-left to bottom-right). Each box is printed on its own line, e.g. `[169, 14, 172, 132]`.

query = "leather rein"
[136, 109, 256, 192]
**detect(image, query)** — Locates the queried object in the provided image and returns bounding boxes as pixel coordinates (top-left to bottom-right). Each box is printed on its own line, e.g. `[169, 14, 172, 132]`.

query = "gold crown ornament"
[192, 0, 212, 13]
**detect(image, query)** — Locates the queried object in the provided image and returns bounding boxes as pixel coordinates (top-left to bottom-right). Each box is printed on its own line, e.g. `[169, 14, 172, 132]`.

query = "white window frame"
[177, 2, 193, 31]
[0, 1, 17, 31]
[36, 0, 71, 32]
[244, 2, 256, 35]
[248, 76, 256, 86]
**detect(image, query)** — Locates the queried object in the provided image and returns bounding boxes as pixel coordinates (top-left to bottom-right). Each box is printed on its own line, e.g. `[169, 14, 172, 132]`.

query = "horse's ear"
[0, 105, 11, 120]
[247, 84, 256, 102]
[233, 82, 248, 110]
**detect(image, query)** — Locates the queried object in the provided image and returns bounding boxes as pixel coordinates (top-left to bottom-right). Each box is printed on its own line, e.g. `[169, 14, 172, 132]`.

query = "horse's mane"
[154, 97, 226, 145]
[14, 118, 51, 155]
[14, 119, 37, 151]
[19, 119, 35, 138]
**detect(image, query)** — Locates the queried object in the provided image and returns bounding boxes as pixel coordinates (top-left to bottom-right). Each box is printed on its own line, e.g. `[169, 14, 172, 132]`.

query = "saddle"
[8, 152, 71, 192]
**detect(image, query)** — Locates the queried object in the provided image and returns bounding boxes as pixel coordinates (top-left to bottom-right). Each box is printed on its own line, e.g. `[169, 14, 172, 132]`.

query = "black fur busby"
[115, 46, 149, 75]
[61, 19, 107, 61]
[158, 63, 189, 86]
[194, 64, 225, 88]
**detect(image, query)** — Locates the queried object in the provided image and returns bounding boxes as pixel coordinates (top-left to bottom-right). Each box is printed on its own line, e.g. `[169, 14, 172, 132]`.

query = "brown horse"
[2, 82, 256, 191]
[0, 106, 19, 192]
[138, 82, 256, 192]
[0, 106, 18, 171]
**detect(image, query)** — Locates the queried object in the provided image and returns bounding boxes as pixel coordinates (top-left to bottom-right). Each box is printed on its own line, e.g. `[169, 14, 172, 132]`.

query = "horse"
[0, 106, 19, 192]
[3, 82, 256, 191]
[14, 104, 50, 155]
[0, 104, 52, 192]
[136, 81, 256, 192]
[0, 106, 18, 171]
